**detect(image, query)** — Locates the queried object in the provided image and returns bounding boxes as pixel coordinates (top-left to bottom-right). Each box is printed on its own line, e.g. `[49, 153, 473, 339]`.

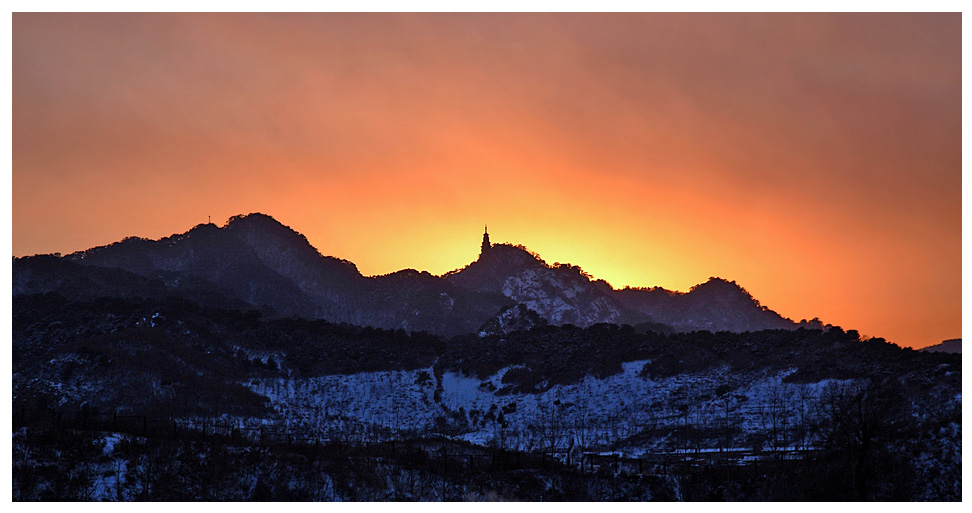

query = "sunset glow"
[12, 13, 961, 349]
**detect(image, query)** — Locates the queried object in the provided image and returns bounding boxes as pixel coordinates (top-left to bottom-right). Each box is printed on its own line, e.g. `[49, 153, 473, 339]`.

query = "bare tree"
[761, 382, 792, 454]
[819, 378, 907, 500]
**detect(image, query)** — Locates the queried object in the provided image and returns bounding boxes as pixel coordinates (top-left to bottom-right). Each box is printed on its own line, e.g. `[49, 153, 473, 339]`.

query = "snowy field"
[246, 360, 853, 454]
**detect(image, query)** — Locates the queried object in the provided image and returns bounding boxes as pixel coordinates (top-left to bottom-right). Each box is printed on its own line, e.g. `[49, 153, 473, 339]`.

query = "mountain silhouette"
[614, 278, 799, 332]
[14, 213, 812, 336]
[920, 338, 961, 354]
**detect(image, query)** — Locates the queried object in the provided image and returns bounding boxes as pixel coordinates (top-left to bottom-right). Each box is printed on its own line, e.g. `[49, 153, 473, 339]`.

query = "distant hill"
[15, 212, 812, 336]
[921, 338, 961, 354]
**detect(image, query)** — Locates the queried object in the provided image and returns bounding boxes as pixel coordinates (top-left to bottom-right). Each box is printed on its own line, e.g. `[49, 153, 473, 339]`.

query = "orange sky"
[12, 13, 961, 349]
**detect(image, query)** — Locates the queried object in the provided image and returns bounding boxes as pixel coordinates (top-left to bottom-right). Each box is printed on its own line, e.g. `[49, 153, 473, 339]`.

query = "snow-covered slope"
[246, 361, 858, 455]
[477, 304, 548, 337]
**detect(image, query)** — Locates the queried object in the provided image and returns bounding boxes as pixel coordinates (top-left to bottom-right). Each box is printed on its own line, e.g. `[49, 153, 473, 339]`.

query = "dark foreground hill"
[12, 292, 962, 500]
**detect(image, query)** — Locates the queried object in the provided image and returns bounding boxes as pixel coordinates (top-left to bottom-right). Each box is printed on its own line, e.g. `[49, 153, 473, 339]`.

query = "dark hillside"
[12, 293, 443, 415]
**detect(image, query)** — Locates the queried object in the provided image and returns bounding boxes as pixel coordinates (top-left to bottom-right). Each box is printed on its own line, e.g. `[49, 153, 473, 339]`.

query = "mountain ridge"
[920, 338, 961, 353]
[16, 212, 819, 336]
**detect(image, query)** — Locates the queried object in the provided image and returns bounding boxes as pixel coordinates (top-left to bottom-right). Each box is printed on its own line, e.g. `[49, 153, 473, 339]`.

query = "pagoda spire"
[481, 225, 491, 255]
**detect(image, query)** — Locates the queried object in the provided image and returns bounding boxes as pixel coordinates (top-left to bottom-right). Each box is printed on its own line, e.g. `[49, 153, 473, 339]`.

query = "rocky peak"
[686, 277, 759, 306]
[444, 243, 547, 293]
